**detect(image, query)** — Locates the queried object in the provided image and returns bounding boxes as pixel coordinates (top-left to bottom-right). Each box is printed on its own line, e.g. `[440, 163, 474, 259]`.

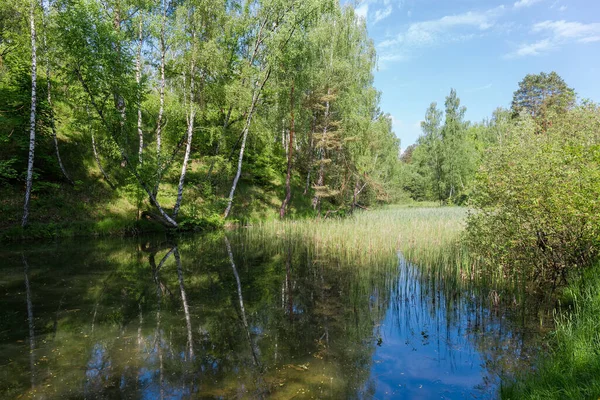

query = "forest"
[0, 0, 402, 234]
[1, 0, 600, 398]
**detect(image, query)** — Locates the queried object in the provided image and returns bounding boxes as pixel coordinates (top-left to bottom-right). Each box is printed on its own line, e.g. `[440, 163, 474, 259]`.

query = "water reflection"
[0, 234, 545, 399]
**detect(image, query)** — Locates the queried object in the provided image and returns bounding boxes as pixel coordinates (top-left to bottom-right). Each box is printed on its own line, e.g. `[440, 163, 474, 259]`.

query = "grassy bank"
[502, 263, 600, 399]
[0, 173, 313, 242]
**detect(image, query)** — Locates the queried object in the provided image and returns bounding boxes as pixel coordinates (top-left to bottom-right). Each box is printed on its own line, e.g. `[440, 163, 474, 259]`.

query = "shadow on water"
[0, 233, 549, 399]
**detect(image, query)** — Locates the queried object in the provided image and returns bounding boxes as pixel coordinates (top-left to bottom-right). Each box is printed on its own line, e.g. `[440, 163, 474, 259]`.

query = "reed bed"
[241, 207, 469, 278]
[239, 206, 522, 296]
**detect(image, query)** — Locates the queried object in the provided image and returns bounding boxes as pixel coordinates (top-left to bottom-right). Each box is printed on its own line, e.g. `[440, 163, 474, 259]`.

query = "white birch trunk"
[172, 49, 195, 219]
[77, 57, 177, 228]
[154, 0, 167, 196]
[136, 17, 144, 164]
[224, 68, 271, 218]
[22, 0, 37, 227]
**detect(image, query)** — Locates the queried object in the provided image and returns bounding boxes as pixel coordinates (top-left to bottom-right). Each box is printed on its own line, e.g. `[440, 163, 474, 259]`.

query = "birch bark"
[223, 68, 271, 218]
[22, 0, 37, 227]
[136, 17, 144, 164]
[172, 30, 196, 219]
[154, 0, 168, 196]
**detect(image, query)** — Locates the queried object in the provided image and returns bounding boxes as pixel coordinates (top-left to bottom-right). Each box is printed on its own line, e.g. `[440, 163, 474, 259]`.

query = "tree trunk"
[136, 17, 143, 164]
[91, 130, 115, 189]
[303, 114, 316, 195]
[224, 67, 271, 218]
[279, 80, 295, 219]
[172, 52, 196, 219]
[42, 0, 73, 185]
[78, 70, 177, 227]
[312, 89, 330, 213]
[153, 0, 168, 197]
[22, 0, 37, 228]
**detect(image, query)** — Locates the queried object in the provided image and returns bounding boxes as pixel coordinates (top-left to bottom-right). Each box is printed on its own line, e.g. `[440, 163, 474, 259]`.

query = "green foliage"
[407, 90, 477, 204]
[0, 158, 18, 182]
[466, 104, 600, 283]
[0, 0, 402, 233]
[511, 71, 576, 132]
[178, 214, 224, 232]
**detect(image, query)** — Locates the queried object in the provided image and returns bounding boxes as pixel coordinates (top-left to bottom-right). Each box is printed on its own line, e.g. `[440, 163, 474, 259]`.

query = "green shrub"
[466, 104, 600, 283]
[178, 213, 224, 232]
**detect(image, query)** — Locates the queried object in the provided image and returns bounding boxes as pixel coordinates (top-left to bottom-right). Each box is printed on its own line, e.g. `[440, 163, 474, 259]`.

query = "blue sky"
[345, 0, 600, 149]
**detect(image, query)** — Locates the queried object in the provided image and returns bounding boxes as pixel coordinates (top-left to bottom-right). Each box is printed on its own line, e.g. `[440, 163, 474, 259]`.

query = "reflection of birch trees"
[175, 247, 193, 360]
[22, 254, 36, 390]
[224, 236, 262, 372]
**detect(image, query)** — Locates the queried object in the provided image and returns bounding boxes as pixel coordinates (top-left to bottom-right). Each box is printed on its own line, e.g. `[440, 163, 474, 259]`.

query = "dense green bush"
[466, 104, 600, 283]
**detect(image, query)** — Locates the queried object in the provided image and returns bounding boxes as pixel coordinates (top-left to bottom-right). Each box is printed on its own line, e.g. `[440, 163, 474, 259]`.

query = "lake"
[0, 230, 549, 399]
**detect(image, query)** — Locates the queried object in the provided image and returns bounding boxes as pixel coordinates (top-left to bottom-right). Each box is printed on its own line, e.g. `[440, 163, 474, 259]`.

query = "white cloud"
[505, 39, 555, 57]
[374, 6, 393, 24]
[559, 5, 567, 12]
[506, 20, 600, 58]
[513, 0, 543, 9]
[376, 6, 505, 66]
[533, 20, 600, 42]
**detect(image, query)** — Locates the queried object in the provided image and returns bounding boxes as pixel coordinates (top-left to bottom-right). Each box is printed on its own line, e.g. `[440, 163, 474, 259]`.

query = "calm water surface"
[0, 233, 548, 399]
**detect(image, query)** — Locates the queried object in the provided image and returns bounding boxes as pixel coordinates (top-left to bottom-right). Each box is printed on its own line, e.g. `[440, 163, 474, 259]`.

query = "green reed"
[240, 205, 534, 306]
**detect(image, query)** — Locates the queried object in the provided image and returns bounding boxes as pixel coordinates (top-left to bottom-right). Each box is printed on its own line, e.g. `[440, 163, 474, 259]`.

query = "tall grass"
[501, 263, 600, 399]
[241, 206, 474, 283]
[242, 205, 534, 304]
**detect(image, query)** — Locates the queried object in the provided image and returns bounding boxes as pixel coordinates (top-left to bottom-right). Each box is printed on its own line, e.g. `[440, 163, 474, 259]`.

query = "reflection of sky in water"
[365, 258, 505, 399]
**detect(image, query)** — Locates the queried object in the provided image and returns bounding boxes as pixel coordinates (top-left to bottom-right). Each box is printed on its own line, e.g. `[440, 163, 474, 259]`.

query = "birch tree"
[22, 0, 38, 227]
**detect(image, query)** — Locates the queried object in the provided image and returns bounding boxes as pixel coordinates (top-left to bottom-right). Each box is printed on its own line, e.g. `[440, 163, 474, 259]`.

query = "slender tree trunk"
[312, 89, 330, 212]
[42, 0, 72, 185]
[136, 17, 144, 164]
[279, 80, 295, 219]
[304, 114, 316, 195]
[112, 3, 127, 144]
[352, 178, 358, 212]
[77, 68, 177, 227]
[224, 67, 271, 218]
[172, 54, 196, 219]
[175, 247, 193, 359]
[90, 111, 115, 189]
[22, 0, 37, 228]
[153, 0, 168, 197]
